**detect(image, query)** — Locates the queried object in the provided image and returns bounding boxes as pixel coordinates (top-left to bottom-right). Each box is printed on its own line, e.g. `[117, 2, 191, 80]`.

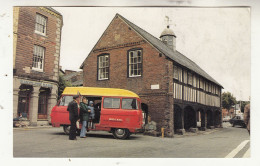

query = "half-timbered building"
[80, 14, 223, 137]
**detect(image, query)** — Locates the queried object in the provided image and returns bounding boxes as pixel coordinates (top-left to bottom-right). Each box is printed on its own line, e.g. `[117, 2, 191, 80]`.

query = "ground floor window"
[18, 85, 33, 118]
[38, 88, 50, 119]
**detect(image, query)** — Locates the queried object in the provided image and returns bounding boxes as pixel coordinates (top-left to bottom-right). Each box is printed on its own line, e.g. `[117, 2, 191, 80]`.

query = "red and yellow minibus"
[50, 87, 143, 139]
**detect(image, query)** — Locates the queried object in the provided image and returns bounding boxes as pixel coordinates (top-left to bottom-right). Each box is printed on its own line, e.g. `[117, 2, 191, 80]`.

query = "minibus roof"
[62, 87, 140, 98]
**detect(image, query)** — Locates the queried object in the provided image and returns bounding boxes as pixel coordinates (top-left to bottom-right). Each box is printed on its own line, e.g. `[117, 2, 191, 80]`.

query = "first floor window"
[188, 72, 193, 85]
[98, 54, 109, 80]
[35, 13, 47, 35]
[128, 49, 142, 77]
[33, 45, 45, 71]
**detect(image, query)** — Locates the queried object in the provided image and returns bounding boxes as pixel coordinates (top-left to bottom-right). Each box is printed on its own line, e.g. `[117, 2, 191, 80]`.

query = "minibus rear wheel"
[112, 128, 130, 139]
[63, 125, 70, 135]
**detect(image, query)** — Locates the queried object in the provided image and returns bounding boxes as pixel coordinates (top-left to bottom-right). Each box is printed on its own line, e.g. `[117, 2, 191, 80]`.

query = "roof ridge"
[118, 14, 166, 49]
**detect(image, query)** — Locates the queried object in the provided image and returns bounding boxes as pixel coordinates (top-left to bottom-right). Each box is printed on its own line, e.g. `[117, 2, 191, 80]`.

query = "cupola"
[160, 23, 176, 52]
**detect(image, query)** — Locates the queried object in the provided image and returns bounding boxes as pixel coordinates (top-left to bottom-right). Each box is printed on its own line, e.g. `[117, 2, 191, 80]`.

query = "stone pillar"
[13, 77, 21, 118]
[177, 108, 185, 135]
[47, 85, 58, 124]
[13, 89, 20, 118]
[29, 86, 40, 126]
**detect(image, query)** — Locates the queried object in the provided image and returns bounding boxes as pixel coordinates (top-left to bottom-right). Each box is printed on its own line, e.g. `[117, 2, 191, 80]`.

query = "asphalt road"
[13, 123, 250, 158]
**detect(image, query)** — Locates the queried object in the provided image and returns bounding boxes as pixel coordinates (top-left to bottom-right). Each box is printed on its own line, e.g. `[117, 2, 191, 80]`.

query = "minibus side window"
[103, 98, 120, 109]
[122, 98, 138, 110]
[59, 96, 73, 106]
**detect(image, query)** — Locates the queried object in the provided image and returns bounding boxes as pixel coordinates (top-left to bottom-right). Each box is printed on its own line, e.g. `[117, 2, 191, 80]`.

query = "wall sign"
[151, 84, 160, 90]
[20, 79, 53, 88]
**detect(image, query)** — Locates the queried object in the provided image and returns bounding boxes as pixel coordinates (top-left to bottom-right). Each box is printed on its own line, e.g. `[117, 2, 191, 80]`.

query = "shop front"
[13, 77, 58, 126]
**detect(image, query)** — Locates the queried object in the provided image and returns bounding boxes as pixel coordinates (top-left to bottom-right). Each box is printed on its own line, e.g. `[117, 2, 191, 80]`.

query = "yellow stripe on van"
[62, 87, 140, 98]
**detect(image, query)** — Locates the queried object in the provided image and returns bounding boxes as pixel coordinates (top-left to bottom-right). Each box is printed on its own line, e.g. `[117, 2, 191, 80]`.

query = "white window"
[103, 98, 120, 109]
[183, 70, 187, 84]
[32, 45, 45, 71]
[35, 14, 47, 35]
[193, 75, 197, 87]
[173, 65, 182, 81]
[98, 54, 109, 80]
[128, 49, 142, 77]
[188, 72, 193, 85]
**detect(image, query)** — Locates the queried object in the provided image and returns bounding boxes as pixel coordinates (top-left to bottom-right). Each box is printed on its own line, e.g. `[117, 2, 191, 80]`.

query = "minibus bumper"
[135, 128, 144, 133]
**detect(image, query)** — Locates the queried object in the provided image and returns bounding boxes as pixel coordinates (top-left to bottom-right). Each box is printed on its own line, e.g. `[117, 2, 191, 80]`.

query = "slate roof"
[117, 14, 222, 88]
[63, 72, 79, 80]
[71, 80, 83, 86]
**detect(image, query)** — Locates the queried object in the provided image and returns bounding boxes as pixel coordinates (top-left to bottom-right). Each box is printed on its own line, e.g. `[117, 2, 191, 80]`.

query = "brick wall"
[14, 7, 62, 82]
[82, 16, 174, 135]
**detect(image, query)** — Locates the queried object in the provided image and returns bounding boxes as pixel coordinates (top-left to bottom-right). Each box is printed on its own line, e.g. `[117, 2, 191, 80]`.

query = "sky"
[54, 7, 250, 101]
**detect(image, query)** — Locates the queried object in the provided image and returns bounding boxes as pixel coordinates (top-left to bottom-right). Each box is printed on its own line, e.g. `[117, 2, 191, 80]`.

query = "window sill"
[98, 78, 109, 81]
[32, 68, 44, 72]
[129, 75, 142, 78]
[34, 31, 47, 37]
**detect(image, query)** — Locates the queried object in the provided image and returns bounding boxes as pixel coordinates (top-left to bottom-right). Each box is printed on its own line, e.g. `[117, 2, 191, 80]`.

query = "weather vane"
[165, 16, 172, 28]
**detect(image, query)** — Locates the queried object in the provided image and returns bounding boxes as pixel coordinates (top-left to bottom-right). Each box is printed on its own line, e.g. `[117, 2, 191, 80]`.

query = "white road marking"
[225, 140, 250, 158]
[242, 148, 250, 158]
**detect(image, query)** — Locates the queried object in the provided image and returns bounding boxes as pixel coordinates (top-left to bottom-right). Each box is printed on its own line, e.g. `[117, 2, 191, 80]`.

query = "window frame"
[97, 53, 110, 81]
[103, 97, 121, 109]
[59, 95, 73, 106]
[32, 45, 45, 72]
[127, 48, 143, 78]
[35, 13, 47, 36]
[121, 98, 139, 110]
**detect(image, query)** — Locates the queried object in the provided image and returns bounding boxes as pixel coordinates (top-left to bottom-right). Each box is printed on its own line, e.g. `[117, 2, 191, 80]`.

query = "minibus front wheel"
[112, 128, 130, 139]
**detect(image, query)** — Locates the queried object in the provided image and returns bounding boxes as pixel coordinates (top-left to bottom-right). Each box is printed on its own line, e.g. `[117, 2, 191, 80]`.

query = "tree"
[222, 92, 237, 110]
[58, 74, 72, 100]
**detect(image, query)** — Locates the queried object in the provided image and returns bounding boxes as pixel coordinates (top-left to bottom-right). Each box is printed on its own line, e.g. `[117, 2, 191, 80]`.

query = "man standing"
[67, 95, 80, 140]
[243, 103, 250, 135]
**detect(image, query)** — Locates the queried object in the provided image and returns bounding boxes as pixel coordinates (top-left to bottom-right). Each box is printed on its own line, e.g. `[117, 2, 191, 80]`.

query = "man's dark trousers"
[69, 119, 77, 140]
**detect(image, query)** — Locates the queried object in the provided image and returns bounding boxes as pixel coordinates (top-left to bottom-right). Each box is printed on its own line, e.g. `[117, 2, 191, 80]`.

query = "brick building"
[80, 14, 223, 137]
[63, 70, 83, 86]
[13, 7, 63, 126]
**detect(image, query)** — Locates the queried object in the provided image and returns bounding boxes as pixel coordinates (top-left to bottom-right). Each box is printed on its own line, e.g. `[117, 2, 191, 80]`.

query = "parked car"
[229, 115, 246, 128]
[223, 116, 231, 122]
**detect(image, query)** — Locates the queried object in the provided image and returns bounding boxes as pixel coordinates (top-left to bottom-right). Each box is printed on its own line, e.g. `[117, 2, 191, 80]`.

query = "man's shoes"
[69, 138, 77, 140]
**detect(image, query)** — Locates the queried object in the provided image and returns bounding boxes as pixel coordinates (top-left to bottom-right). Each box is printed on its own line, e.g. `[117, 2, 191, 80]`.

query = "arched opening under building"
[38, 87, 51, 119]
[206, 110, 214, 128]
[18, 84, 33, 119]
[174, 104, 182, 133]
[184, 106, 196, 130]
[141, 103, 148, 125]
[214, 110, 222, 128]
